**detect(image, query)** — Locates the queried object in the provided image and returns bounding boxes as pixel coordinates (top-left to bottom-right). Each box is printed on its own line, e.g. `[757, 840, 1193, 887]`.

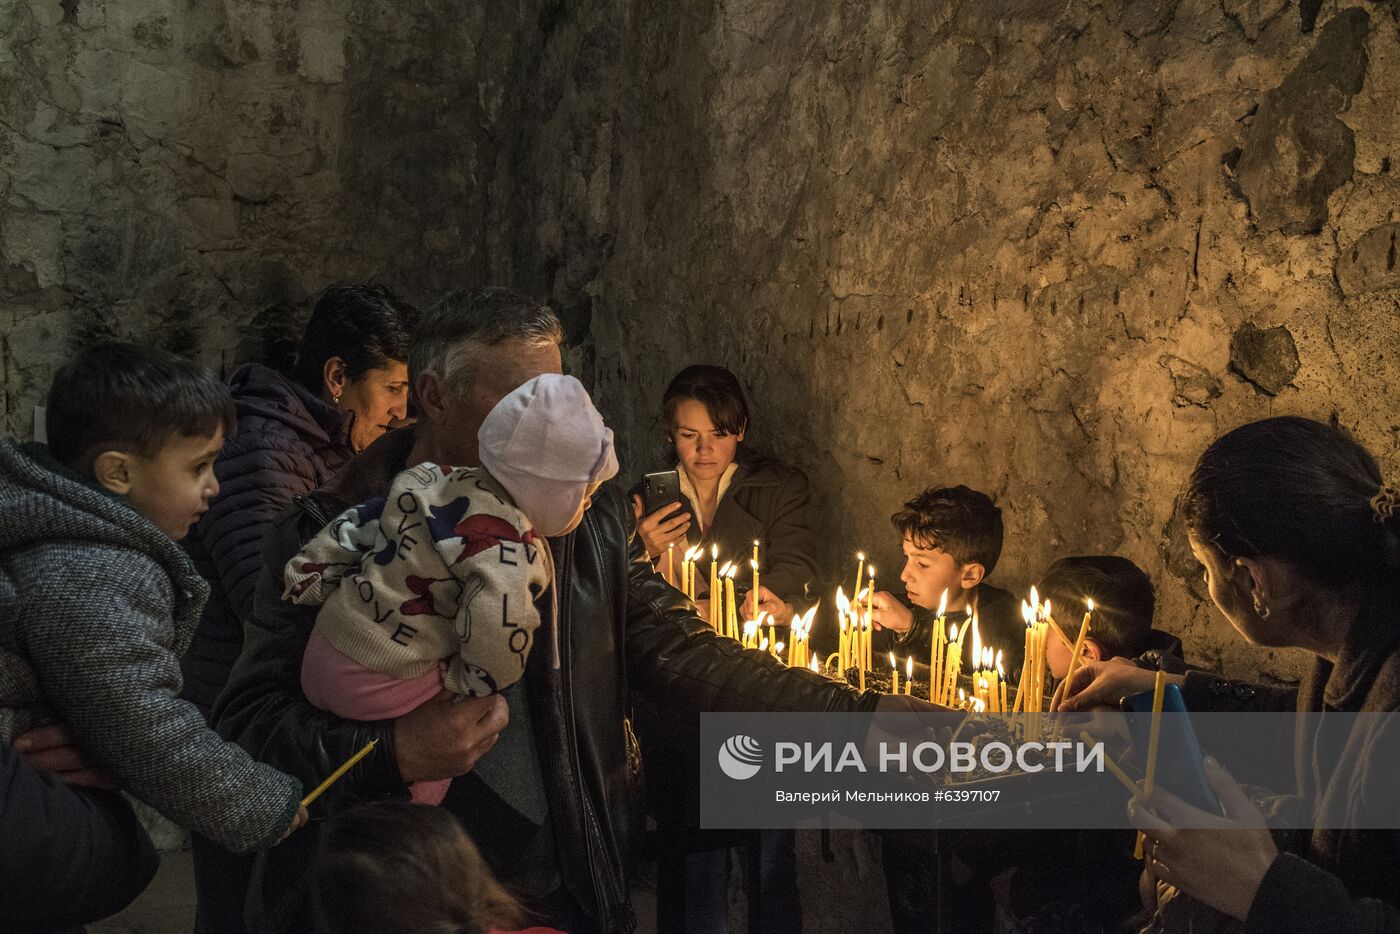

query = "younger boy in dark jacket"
[0, 343, 305, 855]
[1041, 555, 1184, 680]
[1006, 555, 1182, 933]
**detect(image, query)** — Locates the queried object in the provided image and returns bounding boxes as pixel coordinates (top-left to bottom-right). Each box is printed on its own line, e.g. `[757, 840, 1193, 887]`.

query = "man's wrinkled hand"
[394, 691, 508, 783]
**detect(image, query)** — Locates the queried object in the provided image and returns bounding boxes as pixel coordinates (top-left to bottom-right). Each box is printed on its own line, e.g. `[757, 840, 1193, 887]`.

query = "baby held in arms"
[285, 374, 617, 804]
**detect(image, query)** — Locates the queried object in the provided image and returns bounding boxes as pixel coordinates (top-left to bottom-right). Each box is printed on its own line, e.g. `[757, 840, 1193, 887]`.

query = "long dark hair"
[310, 802, 523, 934]
[291, 284, 416, 392]
[1182, 416, 1400, 589]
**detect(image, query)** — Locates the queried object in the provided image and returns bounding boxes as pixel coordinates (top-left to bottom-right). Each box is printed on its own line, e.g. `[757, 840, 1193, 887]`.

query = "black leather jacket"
[212, 429, 878, 932]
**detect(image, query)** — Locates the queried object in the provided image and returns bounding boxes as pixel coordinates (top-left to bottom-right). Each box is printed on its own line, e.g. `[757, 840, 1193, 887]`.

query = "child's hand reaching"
[279, 805, 310, 843]
[868, 591, 913, 633]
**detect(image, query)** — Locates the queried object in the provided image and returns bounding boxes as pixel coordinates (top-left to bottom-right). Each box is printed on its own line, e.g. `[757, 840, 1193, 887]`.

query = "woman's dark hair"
[310, 802, 523, 934]
[291, 284, 417, 392]
[662, 365, 751, 439]
[46, 342, 235, 467]
[1182, 416, 1400, 588]
[1038, 556, 1156, 660]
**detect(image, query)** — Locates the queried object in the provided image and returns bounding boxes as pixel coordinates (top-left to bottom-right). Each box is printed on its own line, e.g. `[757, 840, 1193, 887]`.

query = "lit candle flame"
[889, 651, 896, 670]
[906, 656, 913, 677]
[949, 623, 959, 641]
[937, 589, 948, 616]
[1087, 597, 1095, 612]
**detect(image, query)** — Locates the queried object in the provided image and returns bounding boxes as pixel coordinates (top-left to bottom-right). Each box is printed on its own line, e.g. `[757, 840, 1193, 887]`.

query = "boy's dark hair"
[1038, 556, 1156, 660]
[311, 802, 523, 934]
[46, 342, 235, 468]
[891, 486, 1004, 576]
[662, 364, 751, 438]
[1183, 416, 1400, 589]
[291, 283, 417, 391]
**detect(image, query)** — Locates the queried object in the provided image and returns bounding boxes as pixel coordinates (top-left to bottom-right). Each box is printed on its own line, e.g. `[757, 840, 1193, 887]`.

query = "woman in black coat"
[632, 364, 818, 627]
[632, 365, 814, 934]
[182, 283, 414, 934]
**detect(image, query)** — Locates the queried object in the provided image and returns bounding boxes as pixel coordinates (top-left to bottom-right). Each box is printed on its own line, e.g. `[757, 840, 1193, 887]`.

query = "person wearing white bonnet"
[285, 372, 616, 805]
[478, 373, 619, 537]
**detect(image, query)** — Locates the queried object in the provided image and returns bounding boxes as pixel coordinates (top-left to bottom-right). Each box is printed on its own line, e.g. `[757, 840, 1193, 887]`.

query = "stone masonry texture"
[4, 0, 1400, 683]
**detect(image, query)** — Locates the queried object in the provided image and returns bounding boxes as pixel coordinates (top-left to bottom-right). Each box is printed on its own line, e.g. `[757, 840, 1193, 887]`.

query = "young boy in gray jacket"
[0, 343, 305, 854]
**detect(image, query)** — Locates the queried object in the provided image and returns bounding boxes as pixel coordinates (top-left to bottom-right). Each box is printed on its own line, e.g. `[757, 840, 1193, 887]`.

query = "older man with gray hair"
[211, 286, 886, 933]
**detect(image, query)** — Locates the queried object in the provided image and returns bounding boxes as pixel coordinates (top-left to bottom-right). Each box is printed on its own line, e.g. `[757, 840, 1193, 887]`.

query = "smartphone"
[1121, 683, 1220, 813]
[641, 470, 694, 527]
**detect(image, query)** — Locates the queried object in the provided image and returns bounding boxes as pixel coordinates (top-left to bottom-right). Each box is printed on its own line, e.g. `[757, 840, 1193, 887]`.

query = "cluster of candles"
[833, 584, 873, 690]
[670, 541, 759, 630]
[669, 539, 819, 667]
[749, 607, 817, 668]
[1012, 589, 1052, 737]
[665, 545, 1103, 729]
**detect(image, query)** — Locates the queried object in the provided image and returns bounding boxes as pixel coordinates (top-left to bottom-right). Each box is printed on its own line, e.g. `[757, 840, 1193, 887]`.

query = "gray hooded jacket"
[0, 440, 300, 853]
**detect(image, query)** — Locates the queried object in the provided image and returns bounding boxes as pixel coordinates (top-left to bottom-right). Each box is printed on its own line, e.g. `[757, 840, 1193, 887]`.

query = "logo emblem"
[717, 734, 763, 780]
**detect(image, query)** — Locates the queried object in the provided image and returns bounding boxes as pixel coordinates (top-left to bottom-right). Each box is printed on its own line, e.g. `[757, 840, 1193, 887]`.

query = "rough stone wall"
[0, 0, 538, 437]
[4, 1, 1399, 682]
[511, 0, 1400, 682]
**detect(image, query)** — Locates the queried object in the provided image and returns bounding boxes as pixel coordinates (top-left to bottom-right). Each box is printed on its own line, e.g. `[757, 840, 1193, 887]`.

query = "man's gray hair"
[410, 287, 564, 396]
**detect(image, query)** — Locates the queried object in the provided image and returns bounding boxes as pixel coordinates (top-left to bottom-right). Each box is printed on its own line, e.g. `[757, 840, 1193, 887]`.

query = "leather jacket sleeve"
[618, 486, 879, 720]
[212, 495, 405, 807]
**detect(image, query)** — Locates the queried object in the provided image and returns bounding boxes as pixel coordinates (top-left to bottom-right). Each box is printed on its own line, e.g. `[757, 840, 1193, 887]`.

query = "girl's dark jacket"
[181, 363, 353, 717]
[632, 456, 820, 607]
